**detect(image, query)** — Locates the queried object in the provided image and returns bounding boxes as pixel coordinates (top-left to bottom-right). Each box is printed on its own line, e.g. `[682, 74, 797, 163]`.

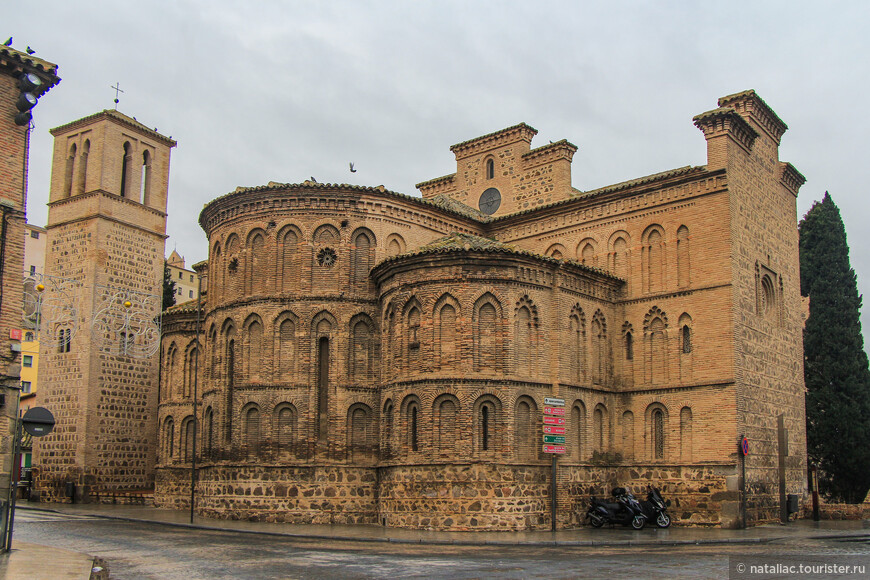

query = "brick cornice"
[778, 162, 806, 197]
[693, 107, 759, 153]
[718, 90, 788, 144]
[449, 123, 537, 160]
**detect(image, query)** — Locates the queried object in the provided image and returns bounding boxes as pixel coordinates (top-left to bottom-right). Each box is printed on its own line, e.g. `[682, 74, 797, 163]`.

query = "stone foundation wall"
[155, 464, 378, 524]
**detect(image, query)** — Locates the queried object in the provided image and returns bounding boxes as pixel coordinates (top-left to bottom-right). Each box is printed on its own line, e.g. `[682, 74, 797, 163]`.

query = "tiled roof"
[0, 45, 60, 92]
[427, 193, 490, 221]
[490, 165, 705, 221]
[377, 232, 621, 280]
[449, 122, 537, 152]
[50, 110, 176, 145]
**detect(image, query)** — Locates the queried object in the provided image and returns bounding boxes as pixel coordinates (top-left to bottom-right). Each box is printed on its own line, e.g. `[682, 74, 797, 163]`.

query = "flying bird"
[3, 37, 12, 47]
[349, 162, 357, 173]
[26, 46, 35, 55]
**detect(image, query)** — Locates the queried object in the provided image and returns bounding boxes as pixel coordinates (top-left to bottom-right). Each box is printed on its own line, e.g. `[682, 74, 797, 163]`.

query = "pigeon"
[3, 37, 11, 47]
[349, 162, 357, 173]
[26, 46, 35, 55]
[310, 176, 317, 183]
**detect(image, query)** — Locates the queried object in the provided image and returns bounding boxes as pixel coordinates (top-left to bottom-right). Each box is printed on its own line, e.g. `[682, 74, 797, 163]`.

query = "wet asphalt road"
[12, 510, 870, 579]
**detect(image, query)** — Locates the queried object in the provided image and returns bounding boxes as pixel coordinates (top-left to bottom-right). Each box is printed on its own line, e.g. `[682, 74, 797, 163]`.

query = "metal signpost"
[542, 397, 566, 531]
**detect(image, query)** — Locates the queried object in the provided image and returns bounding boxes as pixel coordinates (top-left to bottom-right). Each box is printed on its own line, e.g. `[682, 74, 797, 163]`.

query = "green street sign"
[542, 435, 566, 444]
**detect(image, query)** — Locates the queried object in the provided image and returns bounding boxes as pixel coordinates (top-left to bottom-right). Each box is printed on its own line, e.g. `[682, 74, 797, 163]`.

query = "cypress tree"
[799, 192, 870, 503]
[163, 261, 177, 311]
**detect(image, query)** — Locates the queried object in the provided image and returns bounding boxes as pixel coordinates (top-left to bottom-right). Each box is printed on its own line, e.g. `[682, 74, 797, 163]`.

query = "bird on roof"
[310, 176, 317, 183]
[3, 37, 11, 47]
[26, 46, 35, 55]
[349, 162, 357, 173]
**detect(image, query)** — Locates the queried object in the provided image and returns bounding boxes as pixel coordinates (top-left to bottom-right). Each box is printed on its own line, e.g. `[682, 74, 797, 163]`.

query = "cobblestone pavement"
[11, 510, 870, 579]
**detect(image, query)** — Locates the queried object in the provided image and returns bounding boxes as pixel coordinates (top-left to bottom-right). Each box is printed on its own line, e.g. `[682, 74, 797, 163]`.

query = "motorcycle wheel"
[656, 512, 671, 528]
[588, 513, 605, 528]
[631, 515, 645, 530]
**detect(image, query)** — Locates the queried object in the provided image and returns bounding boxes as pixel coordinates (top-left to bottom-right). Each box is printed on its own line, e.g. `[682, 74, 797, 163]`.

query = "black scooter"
[586, 487, 647, 530]
[639, 484, 672, 528]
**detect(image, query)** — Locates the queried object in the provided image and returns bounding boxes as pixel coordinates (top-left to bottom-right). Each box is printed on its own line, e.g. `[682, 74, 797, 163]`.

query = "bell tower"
[34, 110, 176, 501]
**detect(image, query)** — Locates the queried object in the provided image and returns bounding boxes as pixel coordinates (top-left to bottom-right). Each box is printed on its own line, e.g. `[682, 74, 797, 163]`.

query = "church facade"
[154, 90, 807, 530]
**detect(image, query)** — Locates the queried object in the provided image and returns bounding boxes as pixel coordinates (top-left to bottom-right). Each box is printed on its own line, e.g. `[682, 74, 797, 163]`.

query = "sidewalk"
[15, 502, 870, 547]
[0, 541, 106, 580]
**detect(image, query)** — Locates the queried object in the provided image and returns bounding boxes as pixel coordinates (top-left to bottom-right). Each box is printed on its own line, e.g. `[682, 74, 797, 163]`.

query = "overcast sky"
[8, 0, 870, 352]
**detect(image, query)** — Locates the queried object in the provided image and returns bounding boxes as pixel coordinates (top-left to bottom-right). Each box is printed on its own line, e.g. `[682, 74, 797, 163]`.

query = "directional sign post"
[542, 397, 566, 531]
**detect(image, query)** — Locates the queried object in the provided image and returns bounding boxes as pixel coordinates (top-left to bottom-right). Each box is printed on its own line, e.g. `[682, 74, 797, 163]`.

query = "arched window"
[164, 343, 178, 400]
[591, 311, 607, 385]
[475, 396, 500, 454]
[203, 406, 213, 458]
[350, 317, 374, 383]
[64, 143, 76, 198]
[434, 396, 458, 455]
[182, 416, 194, 462]
[405, 399, 420, 452]
[275, 404, 296, 457]
[625, 331, 634, 360]
[677, 225, 690, 288]
[486, 158, 495, 179]
[278, 227, 299, 292]
[593, 405, 607, 453]
[644, 307, 669, 385]
[514, 297, 537, 377]
[348, 405, 372, 463]
[652, 408, 665, 460]
[163, 417, 174, 461]
[406, 305, 421, 371]
[184, 345, 198, 398]
[579, 239, 596, 267]
[622, 411, 634, 460]
[314, 319, 332, 442]
[278, 316, 296, 380]
[383, 399, 394, 458]
[386, 234, 405, 257]
[245, 318, 263, 382]
[680, 407, 693, 462]
[244, 405, 260, 458]
[351, 229, 375, 289]
[572, 402, 586, 461]
[515, 397, 537, 461]
[645, 227, 664, 293]
[682, 325, 692, 354]
[140, 150, 152, 205]
[120, 142, 132, 198]
[474, 295, 501, 372]
[245, 232, 266, 296]
[75, 140, 89, 195]
[568, 307, 585, 383]
[611, 235, 629, 280]
[437, 303, 457, 370]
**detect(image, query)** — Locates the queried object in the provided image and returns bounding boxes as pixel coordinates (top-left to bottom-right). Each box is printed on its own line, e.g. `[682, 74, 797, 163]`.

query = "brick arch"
[348, 313, 377, 384]
[273, 402, 299, 458]
[240, 402, 261, 458]
[346, 402, 375, 464]
[273, 310, 299, 383]
[432, 393, 461, 455]
[644, 306, 669, 385]
[644, 401, 670, 461]
[473, 292, 504, 373]
[433, 293, 461, 372]
[642, 224, 666, 294]
[473, 393, 503, 456]
[545, 243, 567, 259]
[350, 227, 376, 290]
[608, 230, 631, 281]
[224, 233, 241, 300]
[571, 400, 587, 461]
[385, 233, 406, 257]
[514, 394, 539, 461]
[276, 224, 302, 293]
[514, 295, 539, 378]
[576, 237, 598, 266]
[400, 394, 423, 454]
[312, 223, 341, 244]
[402, 297, 423, 373]
[592, 402, 609, 454]
[590, 310, 608, 385]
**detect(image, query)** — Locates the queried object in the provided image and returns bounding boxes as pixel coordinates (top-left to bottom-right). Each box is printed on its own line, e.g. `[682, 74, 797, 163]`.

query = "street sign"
[543, 416, 566, 425]
[543, 445, 566, 454]
[543, 425, 566, 435]
[22, 407, 55, 437]
[543, 435, 566, 444]
[9, 329, 22, 340]
[740, 436, 749, 456]
[544, 397, 565, 407]
[543, 406, 565, 416]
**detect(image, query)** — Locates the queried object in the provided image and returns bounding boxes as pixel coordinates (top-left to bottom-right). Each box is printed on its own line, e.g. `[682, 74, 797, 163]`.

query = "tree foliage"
[163, 261, 176, 311]
[799, 192, 870, 503]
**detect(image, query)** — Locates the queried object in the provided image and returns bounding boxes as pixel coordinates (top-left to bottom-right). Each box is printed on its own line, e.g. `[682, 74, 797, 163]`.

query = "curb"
[16, 505, 791, 548]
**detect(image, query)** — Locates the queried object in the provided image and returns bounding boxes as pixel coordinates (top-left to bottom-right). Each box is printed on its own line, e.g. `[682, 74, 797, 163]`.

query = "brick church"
[37, 90, 808, 530]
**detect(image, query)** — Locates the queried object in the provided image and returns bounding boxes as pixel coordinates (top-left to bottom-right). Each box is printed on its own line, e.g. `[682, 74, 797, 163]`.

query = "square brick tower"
[34, 110, 175, 501]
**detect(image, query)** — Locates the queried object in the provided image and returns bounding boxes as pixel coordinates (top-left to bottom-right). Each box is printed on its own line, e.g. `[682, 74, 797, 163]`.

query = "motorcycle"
[586, 487, 647, 530]
[639, 484, 672, 528]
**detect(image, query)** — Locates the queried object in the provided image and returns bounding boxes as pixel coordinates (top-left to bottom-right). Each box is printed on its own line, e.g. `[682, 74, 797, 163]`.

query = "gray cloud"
[10, 0, 870, 353]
